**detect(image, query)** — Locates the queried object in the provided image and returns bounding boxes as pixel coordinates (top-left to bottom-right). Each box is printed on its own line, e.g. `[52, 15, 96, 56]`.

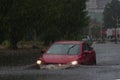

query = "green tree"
[40, 0, 89, 44]
[103, 0, 120, 28]
[0, 0, 13, 43]
[0, 0, 45, 48]
[0, 0, 89, 48]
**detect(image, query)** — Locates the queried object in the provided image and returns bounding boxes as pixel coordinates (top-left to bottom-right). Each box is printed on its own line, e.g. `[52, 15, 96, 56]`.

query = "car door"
[82, 43, 93, 64]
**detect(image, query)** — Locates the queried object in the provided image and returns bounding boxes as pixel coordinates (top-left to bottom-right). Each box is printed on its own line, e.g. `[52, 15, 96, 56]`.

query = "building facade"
[86, 0, 111, 22]
[86, 0, 112, 40]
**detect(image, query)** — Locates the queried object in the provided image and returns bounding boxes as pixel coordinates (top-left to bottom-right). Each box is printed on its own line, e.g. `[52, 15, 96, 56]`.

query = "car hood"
[42, 54, 79, 64]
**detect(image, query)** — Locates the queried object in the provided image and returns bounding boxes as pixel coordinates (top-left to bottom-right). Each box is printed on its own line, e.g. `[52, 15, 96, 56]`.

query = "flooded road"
[1, 42, 120, 80]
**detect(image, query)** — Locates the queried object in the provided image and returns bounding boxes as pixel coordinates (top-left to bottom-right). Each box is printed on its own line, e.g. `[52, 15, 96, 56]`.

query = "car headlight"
[36, 60, 42, 65]
[71, 61, 78, 66]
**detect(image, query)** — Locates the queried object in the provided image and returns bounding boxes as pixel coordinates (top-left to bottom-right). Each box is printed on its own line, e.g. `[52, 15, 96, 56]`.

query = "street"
[1, 42, 120, 80]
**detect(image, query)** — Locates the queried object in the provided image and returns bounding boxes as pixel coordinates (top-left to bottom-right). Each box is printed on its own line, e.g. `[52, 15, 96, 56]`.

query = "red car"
[36, 41, 96, 69]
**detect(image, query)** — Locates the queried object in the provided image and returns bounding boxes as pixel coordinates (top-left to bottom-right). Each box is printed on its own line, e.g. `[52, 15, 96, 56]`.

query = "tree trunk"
[10, 39, 18, 49]
[10, 32, 18, 49]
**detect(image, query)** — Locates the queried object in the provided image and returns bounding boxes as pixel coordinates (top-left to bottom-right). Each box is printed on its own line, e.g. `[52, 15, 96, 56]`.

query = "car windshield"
[46, 44, 80, 55]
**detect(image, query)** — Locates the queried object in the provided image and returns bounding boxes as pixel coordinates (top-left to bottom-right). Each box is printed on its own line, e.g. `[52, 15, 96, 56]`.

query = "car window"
[82, 43, 91, 51]
[46, 44, 80, 55]
[68, 45, 80, 55]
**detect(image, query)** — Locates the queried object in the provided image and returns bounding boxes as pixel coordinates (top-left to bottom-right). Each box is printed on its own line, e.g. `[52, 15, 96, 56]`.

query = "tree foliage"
[0, 0, 89, 49]
[103, 0, 120, 28]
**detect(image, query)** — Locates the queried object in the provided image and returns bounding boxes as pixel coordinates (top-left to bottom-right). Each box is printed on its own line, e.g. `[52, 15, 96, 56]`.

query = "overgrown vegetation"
[0, 0, 89, 49]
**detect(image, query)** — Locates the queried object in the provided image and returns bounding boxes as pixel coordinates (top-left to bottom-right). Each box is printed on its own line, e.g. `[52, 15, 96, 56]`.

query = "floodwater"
[1, 42, 120, 80]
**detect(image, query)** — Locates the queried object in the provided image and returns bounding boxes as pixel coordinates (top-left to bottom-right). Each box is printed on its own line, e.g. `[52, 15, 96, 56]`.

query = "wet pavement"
[1, 42, 120, 80]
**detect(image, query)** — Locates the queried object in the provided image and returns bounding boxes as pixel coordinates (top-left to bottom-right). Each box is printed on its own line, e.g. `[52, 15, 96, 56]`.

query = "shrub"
[2, 40, 11, 49]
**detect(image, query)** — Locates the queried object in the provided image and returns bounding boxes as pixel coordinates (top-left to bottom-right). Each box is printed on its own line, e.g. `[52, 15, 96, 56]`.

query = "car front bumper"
[37, 64, 78, 69]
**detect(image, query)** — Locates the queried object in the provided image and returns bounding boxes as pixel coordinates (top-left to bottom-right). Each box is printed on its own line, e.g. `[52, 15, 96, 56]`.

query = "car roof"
[54, 41, 84, 44]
